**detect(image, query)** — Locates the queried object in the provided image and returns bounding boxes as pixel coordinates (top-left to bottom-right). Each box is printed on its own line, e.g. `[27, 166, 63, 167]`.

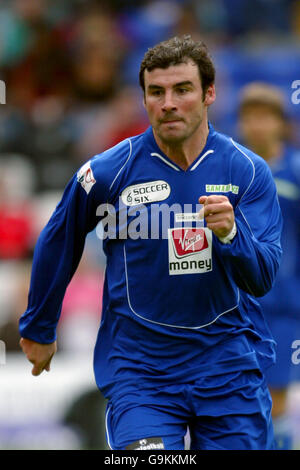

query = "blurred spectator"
[68, 6, 127, 103]
[0, 260, 31, 351]
[237, 82, 300, 450]
[0, 202, 33, 260]
[0, 104, 35, 156]
[291, 0, 300, 36]
[3, 0, 72, 113]
[0, 155, 36, 259]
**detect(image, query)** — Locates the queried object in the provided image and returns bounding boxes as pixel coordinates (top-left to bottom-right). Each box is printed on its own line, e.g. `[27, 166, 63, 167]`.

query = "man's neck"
[153, 120, 210, 171]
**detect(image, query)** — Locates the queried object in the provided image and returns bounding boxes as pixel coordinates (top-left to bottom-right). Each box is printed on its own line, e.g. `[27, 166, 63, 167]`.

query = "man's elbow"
[254, 254, 282, 298]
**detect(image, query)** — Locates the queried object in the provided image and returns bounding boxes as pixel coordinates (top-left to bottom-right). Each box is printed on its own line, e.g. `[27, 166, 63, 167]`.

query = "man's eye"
[177, 88, 188, 94]
[151, 90, 163, 96]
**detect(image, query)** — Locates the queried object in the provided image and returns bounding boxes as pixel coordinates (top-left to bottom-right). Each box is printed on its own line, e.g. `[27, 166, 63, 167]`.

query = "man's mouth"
[161, 118, 182, 124]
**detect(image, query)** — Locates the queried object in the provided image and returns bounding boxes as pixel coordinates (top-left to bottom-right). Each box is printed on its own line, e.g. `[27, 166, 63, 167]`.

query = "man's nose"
[161, 92, 177, 112]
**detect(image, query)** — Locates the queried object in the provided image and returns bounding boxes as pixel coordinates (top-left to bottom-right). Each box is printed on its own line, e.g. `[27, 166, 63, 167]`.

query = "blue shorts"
[105, 369, 275, 450]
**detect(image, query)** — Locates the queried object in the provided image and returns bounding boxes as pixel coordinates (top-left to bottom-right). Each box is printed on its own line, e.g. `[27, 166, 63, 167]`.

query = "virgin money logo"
[171, 228, 208, 257]
[168, 227, 212, 275]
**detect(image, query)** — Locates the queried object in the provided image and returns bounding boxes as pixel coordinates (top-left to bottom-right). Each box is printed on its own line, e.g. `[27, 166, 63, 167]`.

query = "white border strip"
[230, 139, 256, 236]
[151, 152, 180, 171]
[190, 150, 214, 171]
[105, 405, 113, 450]
[124, 244, 239, 330]
[109, 139, 133, 191]
[230, 139, 255, 203]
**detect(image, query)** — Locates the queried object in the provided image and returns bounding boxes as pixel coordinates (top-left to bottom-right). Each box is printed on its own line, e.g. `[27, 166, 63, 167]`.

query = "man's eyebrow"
[173, 81, 194, 87]
[147, 80, 194, 89]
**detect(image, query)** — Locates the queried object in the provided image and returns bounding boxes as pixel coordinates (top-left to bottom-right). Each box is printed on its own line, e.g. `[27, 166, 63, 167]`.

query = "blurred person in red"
[4, 0, 72, 113]
[0, 155, 36, 259]
[238, 82, 300, 450]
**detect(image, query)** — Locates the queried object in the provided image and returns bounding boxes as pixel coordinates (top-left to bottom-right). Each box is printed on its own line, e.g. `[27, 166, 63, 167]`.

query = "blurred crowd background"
[0, 0, 299, 450]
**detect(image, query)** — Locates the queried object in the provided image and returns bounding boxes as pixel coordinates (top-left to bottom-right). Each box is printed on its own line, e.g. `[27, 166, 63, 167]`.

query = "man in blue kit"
[19, 36, 282, 450]
[238, 82, 300, 450]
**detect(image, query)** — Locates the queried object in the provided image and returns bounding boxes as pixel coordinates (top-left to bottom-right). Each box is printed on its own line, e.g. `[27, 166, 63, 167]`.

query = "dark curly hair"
[139, 35, 216, 96]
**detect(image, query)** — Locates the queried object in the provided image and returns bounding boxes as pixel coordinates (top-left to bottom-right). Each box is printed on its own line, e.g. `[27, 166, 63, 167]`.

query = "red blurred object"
[108, 121, 149, 148]
[0, 202, 34, 259]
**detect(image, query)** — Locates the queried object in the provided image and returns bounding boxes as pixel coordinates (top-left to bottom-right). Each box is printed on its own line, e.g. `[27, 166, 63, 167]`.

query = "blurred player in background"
[238, 82, 300, 449]
[19, 36, 283, 450]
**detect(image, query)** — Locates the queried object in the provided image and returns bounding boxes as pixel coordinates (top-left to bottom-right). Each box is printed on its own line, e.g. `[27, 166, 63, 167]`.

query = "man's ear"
[204, 84, 216, 106]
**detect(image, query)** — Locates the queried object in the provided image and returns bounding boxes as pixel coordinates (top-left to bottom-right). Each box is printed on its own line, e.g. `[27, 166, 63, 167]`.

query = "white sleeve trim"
[109, 139, 133, 191]
[218, 221, 237, 244]
[230, 139, 256, 236]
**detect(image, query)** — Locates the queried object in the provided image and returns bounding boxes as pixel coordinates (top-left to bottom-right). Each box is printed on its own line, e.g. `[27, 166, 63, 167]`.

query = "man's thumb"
[199, 196, 208, 204]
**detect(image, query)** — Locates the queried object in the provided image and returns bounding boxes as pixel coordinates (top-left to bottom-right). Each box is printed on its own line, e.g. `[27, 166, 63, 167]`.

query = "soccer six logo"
[121, 180, 171, 206]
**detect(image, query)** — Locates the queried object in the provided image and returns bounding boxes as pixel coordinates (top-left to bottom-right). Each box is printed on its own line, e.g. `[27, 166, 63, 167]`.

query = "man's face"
[143, 60, 215, 145]
[239, 104, 284, 149]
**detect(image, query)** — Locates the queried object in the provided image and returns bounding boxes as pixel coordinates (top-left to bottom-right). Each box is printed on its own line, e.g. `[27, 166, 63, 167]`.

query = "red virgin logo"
[171, 228, 208, 257]
[85, 168, 96, 184]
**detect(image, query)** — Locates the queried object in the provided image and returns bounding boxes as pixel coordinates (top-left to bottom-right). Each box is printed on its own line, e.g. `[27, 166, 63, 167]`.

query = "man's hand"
[199, 195, 235, 239]
[19, 337, 57, 376]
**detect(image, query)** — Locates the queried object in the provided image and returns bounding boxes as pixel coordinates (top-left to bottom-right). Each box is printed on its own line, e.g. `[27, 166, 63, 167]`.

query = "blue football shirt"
[19, 124, 282, 399]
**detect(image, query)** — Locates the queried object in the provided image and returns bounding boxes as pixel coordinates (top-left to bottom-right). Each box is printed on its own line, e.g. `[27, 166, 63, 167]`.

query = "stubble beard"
[155, 114, 203, 148]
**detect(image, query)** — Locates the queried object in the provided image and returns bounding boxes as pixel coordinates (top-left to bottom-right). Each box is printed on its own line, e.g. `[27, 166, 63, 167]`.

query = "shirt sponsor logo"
[121, 180, 170, 206]
[168, 227, 212, 275]
[125, 437, 165, 450]
[206, 183, 239, 194]
[77, 161, 96, 194]
[175, 213, 203, 223]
